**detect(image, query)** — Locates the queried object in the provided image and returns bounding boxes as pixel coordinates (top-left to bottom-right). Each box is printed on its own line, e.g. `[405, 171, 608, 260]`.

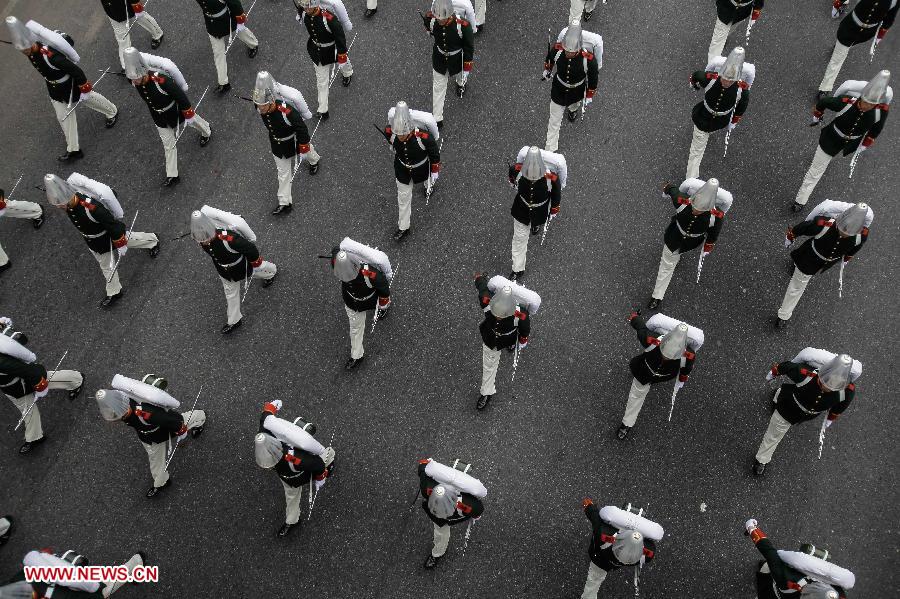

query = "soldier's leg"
[186, 114, 212, 137]
[250, 261, 277, 281]
[51, 100, 79, 153]
[569, 0, 586, 23]
[219, 277, 243, 325]
[108, 18, 132, 68]
[580, 562, 609, 599]
[685, 126, 710, 179]
[5, 200, 43, 220]
[396, 179, 413, 231]
[8, 394, 43, 443]
[480, 343, 501, 396]
[754, 411, 793, 464]
[91, 249, 123, 297]
[208, 34, 229, 85]
[777, 268, 813, 321]
[511, 219, 530, 272]
[273, 155, 293, 206]
[126, 231, 159, 250]
[313, 63, 331, 114]
[432, 69, 449, 122]
[545, 102, 565, 152]
[344, 305, 366, 359]
[81, 90, 118, 119]
[101, 553, 144, 597]
[181, 409, 206, 430]
[818, 41, 851, 93]
[794, 145, 834, 206]
[46, 370, 83, 393]
[282, 481, 303, 525]
[621, 378, 652, 427]
[707, 18, 732, 62]
[474, 0, 486, 26]
[0, 241, 8, 266]
[142, 440, 170, 488]
[304, 143, 321, 165]
[651, 245, 681, 301]
[135, 12, 165, 42]
[432, 523, 451, 557]
[236, 26, 259, 49]
[367, 0, 377, 8]
[156, 126, 178, 178]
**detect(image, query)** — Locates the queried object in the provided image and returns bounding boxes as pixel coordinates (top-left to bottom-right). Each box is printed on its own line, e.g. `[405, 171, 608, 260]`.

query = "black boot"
[476, 394, 492, 410]
[566, 109, 578, 122]
[262, 271, 277, 288]
[752, 460, 766, 476]
[509, 270, 525, 282]
[790, 201, 804, 213]
[105, 113, 119, 128]
[100, 289, 126, 309]
[146, 479, 170, 498]
[616, 424, 631, 440]
[214, 82, 231, 95]
[647, 297, 662, 310]
[277, 522, 298, 538]
[18, 437, 46, 454]
[33, 206, 45, 229]
[272, 203, 293, 216]
[69, 374, 85, 400]
[163, 176, 180, 187]
[0, 515, 13, 545]
[423, 555, 440, 569]
[345, 356, 364, 370]
[57, 150, 84, 162]
[392, 228, 410, 243]
[247, 45, 259, 59]
[149, 241, 161, 258]
[364, 8, 377, 17]
[221, 319, 243, 335]
[150, 34, 164, 49]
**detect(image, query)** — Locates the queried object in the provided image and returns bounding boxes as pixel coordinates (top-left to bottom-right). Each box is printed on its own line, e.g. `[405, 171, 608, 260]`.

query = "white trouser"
[5, 370, 84, 442]
[0, 241, 6, 266]
[818, 41, 851, 92]
[569, 0, 598, 22]
[651, 245, 681, 300]
[777, 267, 814, 321]
[0, 200, 42, 264]
[622, 378, 652, 427]
[107, 14, 164, 68]
[344, 305, 366, 359]
[707, 18, 735, 63]
[754, 410, 793, 464]
[313, 61, 353, 114]
[686, 125, 711, 179]
[0, 517, 9, 536]
[432, 523, 451, 557]
[432, 69, 466, 122]
[367, 0, 377, 8]
[51, 93, 118, 152]
[209, 28, 258, 85]
[156, 116, 211, 177]
[581, 562, 609, 599]
[273, 146, 321, 206]
[480, 343, 502, 396]
[511, 219, 531, 272]
[142, 409, 207, 488]
[101, 553, 145, 597]
[282, 480, 304, 525]
[90, 232, 159, 297]
[396, 179, 413, 230]
[474, 0, 486, 25]
[219, 261, 277, 325]
[545, 100, 582, 153]
[794, 145, 835, 206]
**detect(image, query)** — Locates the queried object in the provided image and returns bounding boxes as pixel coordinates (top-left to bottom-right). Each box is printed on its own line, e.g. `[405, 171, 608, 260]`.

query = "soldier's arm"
[689, 70, 709, 88]
[0, 356, 48, 394]
[461, 21, 475, 66]
[286, 107, 312, 147]
[544, 43, 560, 72]
[299, 449, 327, 478]
[424, 134, 441, 172]
[151, 408, 186, 434]
[629, 314, 654, 348]
[665, 183, 687, 208]
[330, 15, 349, 57]
[586, 55, 599, 96]
[678, 351, 695, 381]
[474, 274, 491, 307]
[773, 361, 805, 383]
[417, 460, 438, 495]
[93, 204, 128, 249]
[583, 500, 603, 530]
[230, 233, 263, 266]
[813, 95, 847, 117]
[422, 12, 434, 34]
[753, 0, 765, 11]
[843, 232, 867, 260]
[550, 178, 561, 210]
[706, 213, 724, 244]
[828, 383, 855, 421]
[225, 0, 247, 18]
[882, 3, 898, 31]
[643, 538, 657, 562]
[517, 308, 531, 343]
[789, 218, 823, 239]
[373, 270, 391, 302]
[51, 53, 88, 89]
[749, 529, 792, 590]
[734, 88, 750, 118]
[460, 494, 483, 521]
[862, 110, 888, 147]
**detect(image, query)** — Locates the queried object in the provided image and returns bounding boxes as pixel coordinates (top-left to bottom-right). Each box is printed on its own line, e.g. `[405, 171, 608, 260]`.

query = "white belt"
[153, 101, 175, 113]
[205, 7, 228, 18]
[272, 133, 296, 142]
[792, 396, 822, 415]
[675, 221, 705, 238]
[219, 255, 243, 267]
[556, 75, 585, 88]
[831, 124, 863, 140]
[703, 100, 734, 117]
[852, 12, 880, 28]
[519, 196, 549, 209]
[436, 46, 462, 56]
[493, 329, 516, 336]
[313, 40, 335, 47]
[82, 230, 107, 239]
[47, 74, 71, 84]
[399, 157, 428, 169]
[347, 290, 375, 301]
[0, 377, 22, 388]
[730, 0, 754, 6]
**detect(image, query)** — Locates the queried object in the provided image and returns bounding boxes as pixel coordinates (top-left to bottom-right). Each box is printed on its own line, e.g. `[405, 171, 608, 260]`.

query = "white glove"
[674, 380, 685, 392]
[765, 371, 775, 381]
[825, 418, 834, 429]
[236, 23, 248, 33]
[831, 6, 840, 17]
[783, 235, 793, 248]
[809, 115, 821, 126]
[858, 144, 868, 153]
[314, 478, 327, 491]
[34, 387, 49, 400]
[0, 316, 12, 328]
[517, 340, 527, 351]
[701, 250, 710, 260]
[117, 245, 128, 257]
[270, 399, 283, 411]
[541, 69, 550, 80]
[176, 431, 188, 442]
[184, 116, 196, 126]
[295, 13, 301, 21]
[583, 97, 593, 107]
[429, 172, 439, 184]
[745, 518, 758, 533]
[727, 121, 737, 133]
[0, 208, 6, 218]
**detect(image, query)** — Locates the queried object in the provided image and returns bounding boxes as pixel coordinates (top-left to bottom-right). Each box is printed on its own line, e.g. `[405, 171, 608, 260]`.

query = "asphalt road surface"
[1, 0, 898, 597]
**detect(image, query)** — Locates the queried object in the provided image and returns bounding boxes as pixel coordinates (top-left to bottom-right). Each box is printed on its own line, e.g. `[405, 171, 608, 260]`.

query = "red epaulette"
[877, 103, 890, 111]
[642, 547, 655, 558]
[458, 18, 470, 27]
[581, 50, 594, 60]
[456, 501, 473, 514]
[481, 296, 490, 306]
[676, 196, 691, 206]
[216, 231, 233, 242]
[684, 350, 695, 360]
[424, 487, 433, 496]
[815, 217, 829, 227]
[514, 310, 527, 320]
[861, 227, 869, 237]
[546, 172, 558, 182]
[40, 47, 53, 57]
[134, 408, 152, 420]
[277, 104, 291, 115]
[648, 337, 661, 346]
[150, 74, 166, 84]
[78, 198, 96, 211]
[847, 383, 856, 391]
[416, 130, 429, 140]
[385, 126, 392, 135]
[706, 72, 719, 80]
[513, 163, 522, 172]
[599, 533, 616, 544]
[840, 97, 856, 104]
[323, 10, 334, 20]
[738, 81, 749, 90]
[553, 42, 564, 51]
[711, 208, 724, 218]
[799, 368, 810, 377]
[284, 454, 302, 466]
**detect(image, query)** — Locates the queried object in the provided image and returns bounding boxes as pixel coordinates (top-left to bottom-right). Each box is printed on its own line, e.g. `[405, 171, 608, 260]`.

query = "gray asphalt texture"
[1, 0, 898, 597]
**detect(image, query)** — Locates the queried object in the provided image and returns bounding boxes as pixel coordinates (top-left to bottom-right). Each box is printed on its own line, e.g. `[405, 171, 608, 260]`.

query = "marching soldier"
[294, 0, 353, 120]
[617, 313, 696, 440]
[753, 351, 858, 475]
[189, 209, 277, 334]
[382, 102, 441, 242]
[776, 201, 871, 326]
[580, 499, 661, 598]
[707, 0, 763, 62]
[422, 0, 475, 128]
[329, 240, 392, 370]
[473, 274, 538, 410]
[646, 178, 731, 310]
[543, 20, 599, 153]
[255, 400, 335, 537]
[44, 174, 160, 308]
[6, 548, 145, 597]
[5, 17, 118, 162]
[794, 70, 891, 211]
[744, 519, 854, 597]
[417, 458, 486, 569]
[818, 0, 897, 99]
[123, 47, 212, 187]
[96, 374, 206, 497]
[99, 0, 164, 69]
[1, 323, 84, 454]
[686, 46, 752, 179]
[193, 0, 259, 94]
[506, 146, 563, 281]
[251, 71, 321, 216]
[0, 186, 45, 276]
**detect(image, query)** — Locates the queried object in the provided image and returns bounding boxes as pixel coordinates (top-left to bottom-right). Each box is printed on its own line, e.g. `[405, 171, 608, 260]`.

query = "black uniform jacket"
[194, 0, 246, 38]
[789, 217, 867, 275]
[6, 571, 104, 598]
[545, 43, 599, 107]
[303, 9, 348, 66]
[383, 126, 441, 185]
[751, 531, 848, 599]
[628, 315, 695, 385]
[259, 100, 311, 159]
[423, 13, 475, 76]
[772, 361, 855, 425]
[201, 229, 262, 282]
[662, 184, 723, 254]
[584, 503, 656, 571]
[133, 71, 192, 129]
[101, 0, 141, 22]
[837, 0, 897, 46]
[418, 462, 484, 527]
[716, 0, 764, 24]
[691, 70, 750, 132]
[815, 95, 889, 156]
[508, 163, 561, 227]
[330, 247, 391, 312]
[66, 193, 127, 255]
[0, 354, 47, 399]
[123, 398, 184, 445]
[28, 44, 88, 104]
[475, 275, 530, 350]
[259, 411, 327, 488]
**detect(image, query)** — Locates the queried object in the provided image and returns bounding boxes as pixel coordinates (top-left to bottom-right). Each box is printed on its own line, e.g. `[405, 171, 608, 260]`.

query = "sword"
[848, 145, 862, 179]
[745, 16, 756, 45]
[869, 25, 882, 63]
[838, 259, 845, 298]
[425, 136, 444, 206]
[62, 67, 112, 122]
[511, 339, 521, 383]
[723, 127, 733, 158]
[307, 429, 336, 520]
[667, 384, 680, 422]
[241, 270, 253, 304]
[329, 32, 358, 87]
[225, 0, 259, 54]
[696, 251, 706, 284]
[174, 85, 210, 144]
[5, 174, 24, 200]
[106, 210, 139, 284]
[164, 384, 203, 470]
[14, 350, 68, 431]
[0, 39, 13, 45]
[290, 112, 326, 184]
[118, 0, 155, 41]
[461, 518, 475, 555]
[371, 262, 399, 333]
[817, 417, 827, 459]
